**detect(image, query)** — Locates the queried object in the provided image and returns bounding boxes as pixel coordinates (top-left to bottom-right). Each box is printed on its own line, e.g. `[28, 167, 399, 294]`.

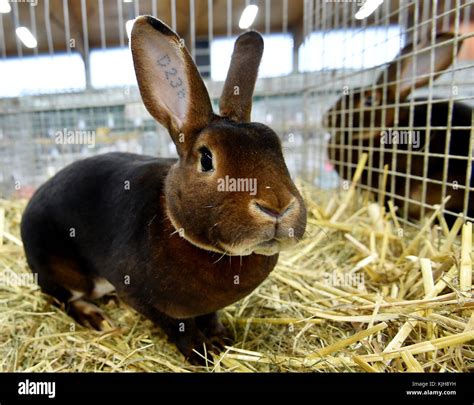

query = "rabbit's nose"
[322, 114, 329, 127]
[254, 198, 296, 220]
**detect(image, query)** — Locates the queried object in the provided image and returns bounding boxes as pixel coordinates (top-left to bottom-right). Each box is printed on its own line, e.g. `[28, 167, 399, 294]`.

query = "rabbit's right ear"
[219, 31, 264, 122]
[131, 16, 214, 154]
[377, 33, 463, 101]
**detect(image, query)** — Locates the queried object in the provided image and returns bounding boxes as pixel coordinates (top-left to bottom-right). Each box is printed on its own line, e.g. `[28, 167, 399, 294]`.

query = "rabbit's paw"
[174, 330, 219, 366]
[168, 318, 229, 365]
[195, 312, 232, 352]
[67, 299, 114, 331]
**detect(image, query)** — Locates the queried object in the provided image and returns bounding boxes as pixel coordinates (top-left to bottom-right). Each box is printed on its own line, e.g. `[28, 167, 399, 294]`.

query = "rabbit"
[20, 16, 307, 364]
[324, 32, 473, 225]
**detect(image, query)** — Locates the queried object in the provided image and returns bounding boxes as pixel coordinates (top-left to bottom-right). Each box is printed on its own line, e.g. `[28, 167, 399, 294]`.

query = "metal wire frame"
[321, 0, 474, 225]
[0, 0, 472, 228]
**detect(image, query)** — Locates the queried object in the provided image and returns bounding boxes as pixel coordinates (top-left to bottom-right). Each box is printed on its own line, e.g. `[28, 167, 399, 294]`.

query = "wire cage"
[0, 0, 473, 228]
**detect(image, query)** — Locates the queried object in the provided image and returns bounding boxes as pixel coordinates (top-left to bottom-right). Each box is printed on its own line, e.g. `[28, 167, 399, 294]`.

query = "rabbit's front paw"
[163, 316, 229, 365]
[67, 299, 114, 331]
[195, 312, 232, 352]
[173, 329, 220, 365]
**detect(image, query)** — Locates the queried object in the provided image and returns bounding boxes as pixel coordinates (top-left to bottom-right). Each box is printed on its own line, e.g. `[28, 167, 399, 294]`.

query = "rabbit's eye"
[364, 94, 380, 107]
[199, 147, 214, 172]
[364, 96, 374, 107]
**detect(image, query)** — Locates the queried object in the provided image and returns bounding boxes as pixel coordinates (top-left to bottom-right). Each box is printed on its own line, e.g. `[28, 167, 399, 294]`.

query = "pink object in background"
[324, 161, 334, 172]
[12, 185, 36, 199]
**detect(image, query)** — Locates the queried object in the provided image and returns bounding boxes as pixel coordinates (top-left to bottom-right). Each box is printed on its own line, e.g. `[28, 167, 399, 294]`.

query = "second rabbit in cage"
[325, 32, 473, 225]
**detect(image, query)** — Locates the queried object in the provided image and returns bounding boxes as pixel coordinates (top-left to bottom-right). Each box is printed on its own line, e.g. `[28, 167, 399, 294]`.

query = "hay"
[0, 177, 473, 372]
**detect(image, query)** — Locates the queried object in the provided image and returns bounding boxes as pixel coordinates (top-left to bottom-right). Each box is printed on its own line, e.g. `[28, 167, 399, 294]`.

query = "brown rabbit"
[20, 16, 306, 364]
[325, 32, 473, 224]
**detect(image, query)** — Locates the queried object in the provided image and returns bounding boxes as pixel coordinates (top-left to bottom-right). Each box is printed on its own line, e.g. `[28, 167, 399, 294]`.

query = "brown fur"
[48, 256, 93, 294]
[219, 31, 264, 122]
[164, 121, 305, 255]
[144, 207, 279, 318]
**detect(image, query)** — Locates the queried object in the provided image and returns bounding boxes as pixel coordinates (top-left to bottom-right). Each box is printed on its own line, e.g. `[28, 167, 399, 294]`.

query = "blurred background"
[0, 0, 472, 224]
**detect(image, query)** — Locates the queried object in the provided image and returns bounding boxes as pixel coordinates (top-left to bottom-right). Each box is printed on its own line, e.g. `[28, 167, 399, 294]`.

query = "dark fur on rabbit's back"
[21, 152, 277, 317]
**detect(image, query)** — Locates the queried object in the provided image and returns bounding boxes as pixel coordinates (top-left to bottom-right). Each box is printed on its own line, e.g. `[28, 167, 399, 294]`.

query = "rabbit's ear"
[219, 31, 264, 122]
[377, 33, 462, 101]
[131, 16, 213, 152]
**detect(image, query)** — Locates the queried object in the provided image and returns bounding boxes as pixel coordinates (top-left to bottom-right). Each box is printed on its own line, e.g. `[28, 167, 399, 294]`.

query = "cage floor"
[0, 181, 473, 372]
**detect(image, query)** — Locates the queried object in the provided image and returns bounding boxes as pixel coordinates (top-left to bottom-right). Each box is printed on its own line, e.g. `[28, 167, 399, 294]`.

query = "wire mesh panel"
[319, 0, 474, 226]
[0, 0, 472, 227]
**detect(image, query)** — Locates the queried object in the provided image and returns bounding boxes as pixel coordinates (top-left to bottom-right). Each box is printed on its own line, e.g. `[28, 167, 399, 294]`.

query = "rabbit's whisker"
[147, 214, 157, 227]
[169, 228, 182, 236]
[213, 251, 229, 264]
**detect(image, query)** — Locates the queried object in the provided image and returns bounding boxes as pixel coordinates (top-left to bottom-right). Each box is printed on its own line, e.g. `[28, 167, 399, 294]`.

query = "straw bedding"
[1, 161, 473, 372]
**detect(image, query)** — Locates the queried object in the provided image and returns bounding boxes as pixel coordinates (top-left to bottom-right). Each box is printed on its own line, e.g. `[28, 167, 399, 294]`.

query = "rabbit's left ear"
[377, 32, 463, 101]
[219, 31, 264, 122]
[131, 16, 213, 152]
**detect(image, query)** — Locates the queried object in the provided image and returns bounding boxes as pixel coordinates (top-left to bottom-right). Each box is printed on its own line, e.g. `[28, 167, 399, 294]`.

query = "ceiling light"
[0, 0, 11, 14]
[355, 0, 384, 20]
[239, 5, 259, 29]
[16, 27, 37, 48]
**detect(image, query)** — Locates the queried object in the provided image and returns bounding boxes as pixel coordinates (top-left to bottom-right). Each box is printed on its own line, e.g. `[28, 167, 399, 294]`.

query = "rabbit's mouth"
[218, 238, 281, 257]
[252, 239, 280, 256]
[231, 238, 294, 256]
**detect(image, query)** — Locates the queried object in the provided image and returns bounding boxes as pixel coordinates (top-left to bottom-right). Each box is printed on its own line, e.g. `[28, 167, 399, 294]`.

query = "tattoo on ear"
[156, 53, 186, 100]
[157, 54, 171, 67]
